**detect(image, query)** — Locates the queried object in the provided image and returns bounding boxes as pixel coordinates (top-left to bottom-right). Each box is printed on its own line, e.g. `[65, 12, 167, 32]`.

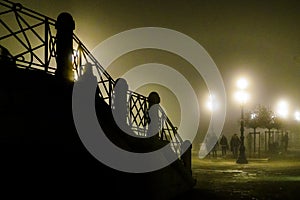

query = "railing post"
[109, 77, 113, 106]
[143, 98, 148, 135]
[55, 12, 75, 82]
[147, 92, 160, 137]
[112, 78, 129, 132]
[78, 45, 82, 76]
[44, 18, 49, 73]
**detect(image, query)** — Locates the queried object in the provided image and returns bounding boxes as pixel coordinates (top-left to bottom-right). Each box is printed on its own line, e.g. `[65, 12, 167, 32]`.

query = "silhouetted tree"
[245, 105, 275, 151]
[244, 105, 261, 134]
[245, 105, 285, 153]
[245, 105, 276, 131]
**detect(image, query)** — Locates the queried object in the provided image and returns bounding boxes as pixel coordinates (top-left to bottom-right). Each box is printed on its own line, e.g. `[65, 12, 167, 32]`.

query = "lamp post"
[235, 78, 249, 164]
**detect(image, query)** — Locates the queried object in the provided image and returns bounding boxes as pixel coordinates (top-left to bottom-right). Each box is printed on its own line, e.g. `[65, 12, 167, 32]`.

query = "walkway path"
[174, 150, 300, 199]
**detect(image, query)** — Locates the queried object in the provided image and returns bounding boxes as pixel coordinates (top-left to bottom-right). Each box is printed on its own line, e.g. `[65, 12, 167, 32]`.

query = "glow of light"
[251, 113, 257, 119]
[237, 78, 248, 90]
[295, 111, 300, 121]
[276, 100, 289, 118]
[72, 50, 79, 64]
[235, 91, 249, 104]
[206, 94, 214, 111]
[206, 100, 213, 111]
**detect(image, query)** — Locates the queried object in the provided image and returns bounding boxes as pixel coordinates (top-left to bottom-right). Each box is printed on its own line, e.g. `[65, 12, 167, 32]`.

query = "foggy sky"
[6, 0, 300, 139]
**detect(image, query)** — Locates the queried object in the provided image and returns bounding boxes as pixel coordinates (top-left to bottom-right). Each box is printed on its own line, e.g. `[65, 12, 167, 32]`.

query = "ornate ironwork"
[0, 0, 57, 73]
[0, 0, 184, 157]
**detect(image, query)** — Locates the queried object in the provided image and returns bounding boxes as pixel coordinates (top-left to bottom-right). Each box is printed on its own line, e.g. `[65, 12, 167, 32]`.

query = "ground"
[174, 149, 300, 200]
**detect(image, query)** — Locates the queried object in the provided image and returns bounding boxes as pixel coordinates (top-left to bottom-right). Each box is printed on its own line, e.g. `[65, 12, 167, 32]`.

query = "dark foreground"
[174, 150, 300, 200]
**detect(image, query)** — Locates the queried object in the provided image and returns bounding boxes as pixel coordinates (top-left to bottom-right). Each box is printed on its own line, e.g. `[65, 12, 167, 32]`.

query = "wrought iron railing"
[72, 38, 182, 154]
[129, 91, 148, 136]
[0, 0, 57, 73]
[159, 107, 183, 154]
[0, 0, 184, 157]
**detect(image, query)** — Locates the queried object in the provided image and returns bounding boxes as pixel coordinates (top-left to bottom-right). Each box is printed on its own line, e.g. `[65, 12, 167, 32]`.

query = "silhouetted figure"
[211, 140, 218, 157]
[220, 135, 229, 157]
[282, 132, 289, 152]
[146, 92, 161, 137]
[230, 134, 241, 159]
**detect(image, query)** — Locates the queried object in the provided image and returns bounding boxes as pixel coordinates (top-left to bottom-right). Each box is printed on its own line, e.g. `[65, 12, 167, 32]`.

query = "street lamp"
[206, 94, 215, 112]
[276, 100, 289, 119]
[235, 78, 249, 164]
[206, 93, 217, 136]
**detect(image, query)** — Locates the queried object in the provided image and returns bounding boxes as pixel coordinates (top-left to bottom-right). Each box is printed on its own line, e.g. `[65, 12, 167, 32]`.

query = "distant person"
[211, 140, 219, 158]
[230, 134, 241, 159]
[282, 132, 289, 152]
[220, 135, 229, 157]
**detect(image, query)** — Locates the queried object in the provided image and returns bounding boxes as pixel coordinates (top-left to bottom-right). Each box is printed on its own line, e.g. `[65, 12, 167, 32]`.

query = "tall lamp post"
[235, 78, 249, 164]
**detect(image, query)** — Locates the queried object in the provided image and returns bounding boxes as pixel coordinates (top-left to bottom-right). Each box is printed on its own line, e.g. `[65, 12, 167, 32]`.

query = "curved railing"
[72, 37, 183, 155]
[0, 0, 184, 156]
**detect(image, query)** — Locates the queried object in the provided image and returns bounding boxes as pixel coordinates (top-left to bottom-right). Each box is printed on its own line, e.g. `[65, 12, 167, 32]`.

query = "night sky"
[6, 0, 300, 142]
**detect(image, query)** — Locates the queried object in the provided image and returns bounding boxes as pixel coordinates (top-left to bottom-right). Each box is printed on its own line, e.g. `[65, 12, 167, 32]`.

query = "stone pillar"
[55, 12, 75, 82]
[113, 78, 129, 132]
[147, 92, 161, 137]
